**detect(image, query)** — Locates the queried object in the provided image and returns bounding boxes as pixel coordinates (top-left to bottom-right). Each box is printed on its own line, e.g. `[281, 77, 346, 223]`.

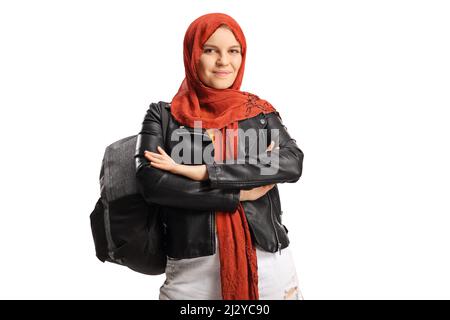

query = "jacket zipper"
[267, 192, 282, 255]
[211, 210, 215, 253]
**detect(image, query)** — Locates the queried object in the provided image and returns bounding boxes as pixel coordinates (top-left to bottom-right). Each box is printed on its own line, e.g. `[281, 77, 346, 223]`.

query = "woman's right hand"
[239, 184, 275, 201]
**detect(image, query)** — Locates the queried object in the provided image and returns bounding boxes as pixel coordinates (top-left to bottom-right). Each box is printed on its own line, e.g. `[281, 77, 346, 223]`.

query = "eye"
[203, 48, 215, 53]
[230, 49, 241, 54]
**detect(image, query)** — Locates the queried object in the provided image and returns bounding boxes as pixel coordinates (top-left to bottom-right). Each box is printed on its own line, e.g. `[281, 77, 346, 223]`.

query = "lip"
[213, 71, 232, 78]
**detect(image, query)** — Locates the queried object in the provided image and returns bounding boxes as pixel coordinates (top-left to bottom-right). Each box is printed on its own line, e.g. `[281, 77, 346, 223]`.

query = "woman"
[135, 12, 304, 300]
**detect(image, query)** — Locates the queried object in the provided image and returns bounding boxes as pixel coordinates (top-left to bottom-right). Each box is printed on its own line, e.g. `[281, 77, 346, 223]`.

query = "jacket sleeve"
[206, 112, 304, 189]
[135, 103, 240, 212]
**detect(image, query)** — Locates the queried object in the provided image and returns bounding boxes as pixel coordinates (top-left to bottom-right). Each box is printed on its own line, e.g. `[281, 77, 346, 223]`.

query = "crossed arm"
[144, 143, 278, 201]
[135, 103, 304, 211]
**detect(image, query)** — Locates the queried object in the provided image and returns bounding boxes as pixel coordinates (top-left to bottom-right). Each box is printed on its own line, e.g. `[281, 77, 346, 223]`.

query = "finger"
[149, 161, 160, 168]
[157, 146, 169, 156]
[144, 153, 157, 161]
[152, 153, 164, 160]
[149, 161, 168, 170]
[256, 185, 272, 192]
[146, 154, 164, 164]
[266, 141, 275, 152]
[144, 153, 156, 162]
[145, 151, 164, 159]
[144, 150, 161, 156]
[263, 185, 274, 195]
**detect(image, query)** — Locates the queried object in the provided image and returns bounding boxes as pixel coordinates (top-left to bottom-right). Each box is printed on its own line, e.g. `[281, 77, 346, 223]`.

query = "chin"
[210, 80, 234, 90]
[214, 84, 231, 89]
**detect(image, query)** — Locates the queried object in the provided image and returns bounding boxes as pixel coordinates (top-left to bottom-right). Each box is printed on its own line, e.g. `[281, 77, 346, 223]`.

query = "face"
[198, 26, 242, 89]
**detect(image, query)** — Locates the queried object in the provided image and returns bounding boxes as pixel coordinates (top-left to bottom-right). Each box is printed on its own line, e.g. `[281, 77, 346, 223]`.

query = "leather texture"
[135, 101, 304, 259]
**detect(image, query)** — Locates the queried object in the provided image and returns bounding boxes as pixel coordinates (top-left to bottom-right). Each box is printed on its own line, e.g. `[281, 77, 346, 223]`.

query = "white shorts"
[159, 232, 303, 300]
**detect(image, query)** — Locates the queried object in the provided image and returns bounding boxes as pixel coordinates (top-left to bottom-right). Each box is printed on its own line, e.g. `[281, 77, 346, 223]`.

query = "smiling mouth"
[213, 71, 231, 78]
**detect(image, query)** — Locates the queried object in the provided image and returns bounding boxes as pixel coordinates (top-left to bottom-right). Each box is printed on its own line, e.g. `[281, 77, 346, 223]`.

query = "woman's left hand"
[145, 147, 208, 181]
[144, 146, 178, 174]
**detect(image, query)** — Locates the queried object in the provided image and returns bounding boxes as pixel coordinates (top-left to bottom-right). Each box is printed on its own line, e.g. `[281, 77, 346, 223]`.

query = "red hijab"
[170, 12, 277, 300]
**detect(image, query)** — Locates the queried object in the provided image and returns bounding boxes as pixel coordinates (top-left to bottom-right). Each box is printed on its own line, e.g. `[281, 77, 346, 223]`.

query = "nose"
[216, 52, 230, 66]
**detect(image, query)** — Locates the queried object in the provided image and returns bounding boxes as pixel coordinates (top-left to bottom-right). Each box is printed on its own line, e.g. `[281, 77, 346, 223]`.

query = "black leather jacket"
[135, 101, 304, 259]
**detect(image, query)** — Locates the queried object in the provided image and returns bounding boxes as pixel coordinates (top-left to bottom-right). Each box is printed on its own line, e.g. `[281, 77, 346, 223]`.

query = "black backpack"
[89, 102, 170, 275]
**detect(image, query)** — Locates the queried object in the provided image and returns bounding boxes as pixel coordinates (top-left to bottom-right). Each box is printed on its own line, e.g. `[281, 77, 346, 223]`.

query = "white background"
[1, 0, 449, 299]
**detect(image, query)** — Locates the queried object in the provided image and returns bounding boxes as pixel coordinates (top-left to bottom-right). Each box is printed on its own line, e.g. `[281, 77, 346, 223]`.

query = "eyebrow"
[203, 44, 241, 49]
